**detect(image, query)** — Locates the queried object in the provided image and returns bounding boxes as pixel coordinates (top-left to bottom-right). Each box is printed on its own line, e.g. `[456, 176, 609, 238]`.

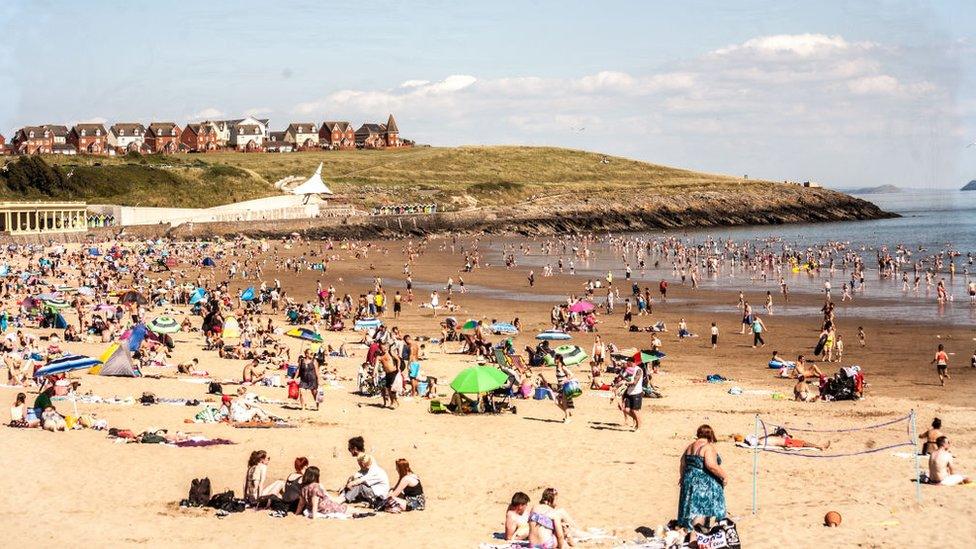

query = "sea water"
[487, 190, 976, 325]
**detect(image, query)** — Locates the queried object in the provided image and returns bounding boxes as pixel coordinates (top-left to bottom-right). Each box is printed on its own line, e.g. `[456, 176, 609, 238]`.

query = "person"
[793, 376, 817, 402]
[620, 362, 643, 431]
[527, 488, 570, 549]
[505, 492, 531, 541]
[386, 458, 425, 511]
[677, 425, 727, 529]
[710, 322, 718, 349]
[342, 454, 390, 504]
[282, 457, 309, 512]
[296, 466, 348, 517]
[928, 436, 970, 486]
[932, 344, 950, 387]
[347, 436, 366, 458]
[919, 418, 944, 455]
[751, 428, 830, 450]
[378, 343, 399, 409]
[793, 355, 823, 380]
[293, 352, 320, 411]
[554, 357, 575, 423]
[242, 358, 267, 385]
[9, 392, 28, 427]
[230, 387, 271, 422]
[857, 326, 866, 347]
[244, 450, 285, 507]
[751, 315, 767, 348]
[405, 335, 421, 396]
[429, 290, 439, 317]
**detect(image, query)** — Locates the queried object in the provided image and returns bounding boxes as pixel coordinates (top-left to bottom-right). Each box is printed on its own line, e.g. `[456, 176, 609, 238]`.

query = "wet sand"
[1, 237, 974, 548]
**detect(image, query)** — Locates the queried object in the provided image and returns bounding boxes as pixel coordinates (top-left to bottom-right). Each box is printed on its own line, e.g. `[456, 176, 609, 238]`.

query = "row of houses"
[0, 114, 407, 156]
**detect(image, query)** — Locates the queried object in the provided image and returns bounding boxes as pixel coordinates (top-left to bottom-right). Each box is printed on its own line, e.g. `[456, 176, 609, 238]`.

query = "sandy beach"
[1, 236, 974, 549]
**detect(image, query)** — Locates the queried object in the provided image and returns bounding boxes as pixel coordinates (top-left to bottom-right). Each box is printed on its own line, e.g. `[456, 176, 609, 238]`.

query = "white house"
[224, 116, 269, 151]
[108, 123, 147, 153]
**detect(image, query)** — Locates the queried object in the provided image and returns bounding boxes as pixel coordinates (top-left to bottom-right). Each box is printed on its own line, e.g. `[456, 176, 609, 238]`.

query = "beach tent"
[286, 327, 323, 343]
[354, 318, 382, 331]
[489, 322, 519, 335]
[125, 323, 149, 352]
[88, 248, 102, 256]
[97, 342, 141, 377]
[555, 345, 589, 366]
[222, 317, 241, 339]
[202, 257, 216, 267]
[35, 354, 102, 378]
[53, 313, 68, 329]
[291, 163, 334, 196]
[240, 287, 255, 302]
[536, 330, 572, 341]
[189, 288, 207, 305]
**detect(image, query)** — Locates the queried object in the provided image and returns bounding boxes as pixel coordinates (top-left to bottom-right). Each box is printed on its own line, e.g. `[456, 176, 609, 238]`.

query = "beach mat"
[232, 421, 296, 429]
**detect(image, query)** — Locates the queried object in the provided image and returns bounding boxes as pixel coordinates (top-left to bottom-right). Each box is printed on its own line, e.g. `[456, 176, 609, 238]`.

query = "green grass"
[2, 146, 758, 209]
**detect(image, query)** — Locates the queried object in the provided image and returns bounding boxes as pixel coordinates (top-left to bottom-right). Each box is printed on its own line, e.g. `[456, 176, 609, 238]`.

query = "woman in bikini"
[528, 488, 571, 548]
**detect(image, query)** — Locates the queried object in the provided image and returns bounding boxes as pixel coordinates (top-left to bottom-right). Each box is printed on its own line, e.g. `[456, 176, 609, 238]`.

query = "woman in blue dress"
[677, 424, 728, 528]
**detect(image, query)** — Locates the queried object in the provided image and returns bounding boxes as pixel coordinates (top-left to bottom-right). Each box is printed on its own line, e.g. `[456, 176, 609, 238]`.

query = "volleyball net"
[749, 410, 921, 514]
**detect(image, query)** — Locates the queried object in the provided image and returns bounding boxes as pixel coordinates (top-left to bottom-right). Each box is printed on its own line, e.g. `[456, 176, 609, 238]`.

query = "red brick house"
[145, 122, 181, 153]
[12, 126, 53, 155]
[68, 123, 109, 154]
[354, 114, 403, 149]
[181, 123, 219, 152]
[0, 134, 5, 155]
[319, 121, 355, 149]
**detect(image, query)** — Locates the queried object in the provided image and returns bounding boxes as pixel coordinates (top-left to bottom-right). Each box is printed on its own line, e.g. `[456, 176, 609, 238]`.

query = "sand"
[1, 237, 974, 548]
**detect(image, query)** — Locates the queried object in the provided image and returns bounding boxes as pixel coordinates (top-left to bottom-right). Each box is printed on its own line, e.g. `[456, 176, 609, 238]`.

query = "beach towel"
[735, 442, 821, 452]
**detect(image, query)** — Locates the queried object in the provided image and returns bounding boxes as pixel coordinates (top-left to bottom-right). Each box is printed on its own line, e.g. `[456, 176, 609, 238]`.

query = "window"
[81, 130, 86, 136]
[29, 131, 34, 138]
[119, 129, 124, 135]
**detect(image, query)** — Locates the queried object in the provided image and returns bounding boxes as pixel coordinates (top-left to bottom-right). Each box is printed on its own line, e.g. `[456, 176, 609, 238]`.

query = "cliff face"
[161, 184, 894, 240]
[962, 180, 976, 191]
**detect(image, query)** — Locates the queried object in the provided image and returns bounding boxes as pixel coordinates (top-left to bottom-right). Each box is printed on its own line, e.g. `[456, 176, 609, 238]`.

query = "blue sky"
[1, 0, 974, 188]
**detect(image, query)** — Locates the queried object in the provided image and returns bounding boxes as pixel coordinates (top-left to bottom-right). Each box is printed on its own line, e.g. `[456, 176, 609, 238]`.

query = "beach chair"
[428, 400, 449, 414]
[510, 354, 529, 373]
[493, 348, 511, 369]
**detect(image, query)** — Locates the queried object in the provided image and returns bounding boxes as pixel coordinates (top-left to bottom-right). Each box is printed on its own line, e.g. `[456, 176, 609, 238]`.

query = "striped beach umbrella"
[34, 354, 102, 378]
[148, 316, 180, 334]
[42, 297, 70, 310]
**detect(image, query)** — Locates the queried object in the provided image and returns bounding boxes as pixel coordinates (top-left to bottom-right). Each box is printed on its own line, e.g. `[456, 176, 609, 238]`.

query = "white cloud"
[286, 33, 960, 187]
[244, 107, 272, 117]
[713, 33, 858, 57]
[187, 107, 224, 120]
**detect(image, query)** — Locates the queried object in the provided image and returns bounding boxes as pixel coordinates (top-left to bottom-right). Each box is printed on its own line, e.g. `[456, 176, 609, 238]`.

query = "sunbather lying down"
[745, 429, 830, 451]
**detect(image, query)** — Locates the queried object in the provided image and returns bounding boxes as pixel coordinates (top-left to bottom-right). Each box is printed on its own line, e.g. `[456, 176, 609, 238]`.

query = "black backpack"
[208, 490, 245, 512]
[208, 382, 222, 395]
[188, 478, 211, 507]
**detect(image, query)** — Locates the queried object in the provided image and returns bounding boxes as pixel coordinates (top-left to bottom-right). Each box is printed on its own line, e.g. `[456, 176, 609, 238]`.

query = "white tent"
[291, 163, 334, 196]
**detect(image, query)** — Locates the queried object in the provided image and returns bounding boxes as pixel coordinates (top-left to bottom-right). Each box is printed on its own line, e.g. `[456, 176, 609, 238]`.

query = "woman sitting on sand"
[505, 492, 531, 540]
[527, 488, 571, 548]
[244, 450, 285, 507]
[230, 387, 271, 423]
[385, 458, 425, 511]
[9, 392, 28, 427]
[677, 425, 727, 529]
[282, 457, 309, 512]
[296, 465, 348, 517]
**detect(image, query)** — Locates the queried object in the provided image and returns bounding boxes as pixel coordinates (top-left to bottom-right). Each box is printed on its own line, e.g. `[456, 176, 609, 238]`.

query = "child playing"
[710, 322, 718, 349]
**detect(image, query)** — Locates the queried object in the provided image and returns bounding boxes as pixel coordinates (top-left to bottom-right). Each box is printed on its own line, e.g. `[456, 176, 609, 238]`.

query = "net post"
[752, 414, 760, 514]
[909, 409, 922, 503]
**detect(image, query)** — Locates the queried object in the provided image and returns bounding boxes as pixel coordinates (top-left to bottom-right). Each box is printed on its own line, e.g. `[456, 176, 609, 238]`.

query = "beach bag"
[694, 518, 741, 549]
[140, 392, 156, 405]
[188, 478, 212, 507]
[208, 382, 222, 395]
[287, 381, 300, 400]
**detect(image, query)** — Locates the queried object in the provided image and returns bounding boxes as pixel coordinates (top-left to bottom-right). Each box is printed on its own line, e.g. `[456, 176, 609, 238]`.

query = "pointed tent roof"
[386, 114, 398, 133]
[291, 162, 334, 195]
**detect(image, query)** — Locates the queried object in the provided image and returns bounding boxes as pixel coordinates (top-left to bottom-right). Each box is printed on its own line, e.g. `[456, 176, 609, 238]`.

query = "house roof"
[147, 122, 180, 135]
[41, 124, 69, 136]
[386, 114, 398, 133]
[322, 121, 352, 133]
[224, 118, 270, 127]
[287, 123, 317, 134]
[72, 123, 107, 136]
[184, 123, 216, 135]
[111, 123, 146, 136]
[15, 126, 47, 139]
[268, 131, 286, 141]
[237, 124, 263, 135]
[356, 123, 387, 135]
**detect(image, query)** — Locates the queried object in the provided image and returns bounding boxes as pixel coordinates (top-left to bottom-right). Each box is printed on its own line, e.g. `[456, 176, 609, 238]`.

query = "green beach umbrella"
[633, 350, 667, 364]
[148, 316, 180, 334]
[450, 366, 508, 394]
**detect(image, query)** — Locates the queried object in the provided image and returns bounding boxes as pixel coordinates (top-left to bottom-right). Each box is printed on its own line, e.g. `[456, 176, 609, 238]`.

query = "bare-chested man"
[793, 355, 823, 379]
[378, 343, 399, 409]
[928, 436, 970, 485]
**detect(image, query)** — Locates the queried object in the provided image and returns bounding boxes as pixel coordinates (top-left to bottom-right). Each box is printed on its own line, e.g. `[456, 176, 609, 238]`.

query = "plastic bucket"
[417, 381, 429, 396]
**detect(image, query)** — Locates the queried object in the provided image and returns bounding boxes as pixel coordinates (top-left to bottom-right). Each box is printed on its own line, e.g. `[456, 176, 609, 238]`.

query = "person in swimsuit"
[928, 436, 970, 485]
[752, 428, 830, 450]
[554, 357, 575, 423]
[505, 491, 531, 540]
[387, 458, 425, 511]
[527, 488, 570, 548]
[378, 343, 399, 409]
[919, 418, 943, 455]
[932, 344, 950, 387]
